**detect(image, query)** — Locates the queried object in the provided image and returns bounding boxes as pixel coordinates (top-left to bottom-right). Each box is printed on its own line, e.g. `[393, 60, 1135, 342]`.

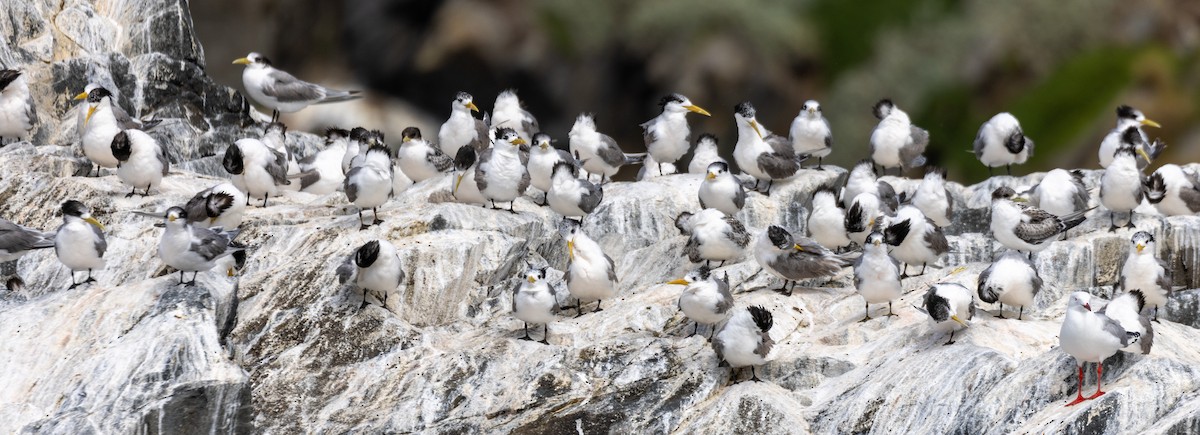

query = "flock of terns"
[0, 52, 1197, 402]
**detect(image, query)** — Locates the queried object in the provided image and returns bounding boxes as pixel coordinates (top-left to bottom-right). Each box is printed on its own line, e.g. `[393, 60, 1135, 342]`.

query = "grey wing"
[335, 254, 355, 284]
[852, 255, 866, 289]
[521, 111, 539, 136]
[756, 334, 775, 360]
[1156, 260, 1172, 290]
[267, 150, 290, 185]
[264, 70, 324, 103]
[877, 181, 898, 213]
[604, 253, 618, 283]
[344, 167, 361, 202]
[518, 168, 531, 194]
[1025, 137, 1035, 158]
[555, 149, 574, 166]
[943, 187, 954, 218]
[901, 126, 930, 167]
[474, 149, 494, 192]
[1137, 315, 1154, 354]
[111, 104, 140, 130]
[711, 335, 726, 362]
[972, 127, 986, 159]
[0, 221, 54, 251]
[733, 184, 746, 209]
[683, 236, 702, 263]
[715, 278, 734, 314]
[756, 152, 800, 179]
[156, 142, 170, 176]
[579, 182, 603, 213]
[822, 118, 833, 149]
[774, 251, 842, 280]
[1071, 179, 1089, 212]
[510, 282, 521, 313]
[298, 152, 319, 168]
[427, 149, 454, 172]
[470, 119, 489, 152]
[1013, 207, 1063, 244]
[976, 263, 996, 302]
[1178, 185, 1200, 213]
[640, 120, 657, 147]
[596, 135, 626, 168]
[91, 224, 107, 257]
[765, 134, 792, 156]
[724, 217, 751, 248]
[190, 228, 232, 261]
[1098, 314, 1131, 347]
[923, 222, 949, 254]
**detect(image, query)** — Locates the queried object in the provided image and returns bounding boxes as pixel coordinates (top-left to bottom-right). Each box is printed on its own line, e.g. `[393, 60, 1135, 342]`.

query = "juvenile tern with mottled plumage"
[755, 225, 854, 295]
[990, 187, 1089, 256]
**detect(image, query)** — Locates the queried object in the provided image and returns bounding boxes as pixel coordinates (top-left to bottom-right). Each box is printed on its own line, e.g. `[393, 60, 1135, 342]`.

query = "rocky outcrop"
[2, 1, 1199, 434]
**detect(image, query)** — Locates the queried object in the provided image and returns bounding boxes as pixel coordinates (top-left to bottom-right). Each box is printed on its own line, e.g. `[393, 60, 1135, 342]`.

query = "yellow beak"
[1011, 197, 1028, 203]
[232, 57, 251, 65]
[227, 267, 236, 277]
[527, 276, 537, 283]
[466, 101, 479, 112]
[1141, 119, 1161, 128]
[873, 240, 881, 246]
[567, 240, 575, 261]
[454, 174, 465, 193]
[705, 173, 716, 180]
[512, 138, 527, 146]
[73, 91, 89, 101]
[951, 315, 968, 327]
[209, 217, 217, 225]
[84, 216, 105, 231]
[168, 215, 177, 222]
[1136, 244, 1145, 253]
[1136, 147, 1152, 163]
[403, 136, 412, 143]
[85, 105, 97, 125]
[793, 243, 804, 251]
[685, 105, 711, 117]
[540, 143, 549, 150]
[667, 279, 689, 285]
[749, 119, 763, 139]
[947, 266, 967, 275]
[868, 218, 875, 227]
[808, 107, 817, 114]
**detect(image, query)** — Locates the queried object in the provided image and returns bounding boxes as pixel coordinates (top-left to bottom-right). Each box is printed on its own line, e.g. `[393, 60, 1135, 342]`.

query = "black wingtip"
[747, 305, 773, 332]
[1127, 289, 1147, 312]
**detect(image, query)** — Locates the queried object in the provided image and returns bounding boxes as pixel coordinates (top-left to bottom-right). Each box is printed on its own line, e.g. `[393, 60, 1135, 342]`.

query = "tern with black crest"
[54, 200, 106, 289]
[233, 52, 361, 122]
[336, 240, 405, 310]
[668, 266, 732, 338]
[755, 225, 854, 295]
[641, 94, 711, 175]
[869, 99, 928, 175]
[712, 305, 774, 383]
[732, 102, 808, 194]
[698, 162, 746, 216]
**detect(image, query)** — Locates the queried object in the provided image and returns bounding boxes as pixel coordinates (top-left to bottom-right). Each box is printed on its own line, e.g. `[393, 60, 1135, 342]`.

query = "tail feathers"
[907, 155, 928, 169]
[317, 89, 363, 104]
[623, 152, 647, 166]
[1058, 207, 1094, 232]
[139, 118, 163, 130]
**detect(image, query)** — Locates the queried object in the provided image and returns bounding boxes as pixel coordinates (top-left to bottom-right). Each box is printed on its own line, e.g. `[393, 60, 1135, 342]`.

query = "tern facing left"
[336, 240, 406, 310]
[977, 250, 1042, 320]
[667, 266, 733, 338]
[698, 162, 746, 216]
[233, 52, 361, 122]
[155, 207, 244, 286]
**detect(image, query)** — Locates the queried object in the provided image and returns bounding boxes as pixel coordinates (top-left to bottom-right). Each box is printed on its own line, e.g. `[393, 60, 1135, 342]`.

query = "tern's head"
[109, 130, 133, 162]
[205, 192, 235, 220]
[766, 225, 794, 250]
[1005, 130, 1027, 154]
[324, 127, 350, 144]
[734, 102, 762, 137]
[163, 206, 188, 227]
[570, 113, 596, 135]
[532, 132, 554, 151]
[705, 161, 729, 181]
[401, 126, 422, 143]
[866, 231, 885, 247]
[696, 133, 718, 150]
[990, 186, 1018, 202]
[850, 159, 878, 179]
[494, 89, 520, 109]
[1068, 291, 1093, 312]
[264, 122, 287, 136]
[454, 91, 478, 112]
[1130, 231, 1155, 255]
[923, 166, 947, 182]
[63, 200, 104, 230]
[1116, 105, 1160, 128]
[551, 161, 578, 180]
[669, 266, 712, 286]
[493, 127, 525, 148]
[558, 219, 582, 259]
[354, 240, 381, 268]
[659, 93, 711, 117]
[77, 86, 114, 125]
[872, 99, 895, 120]
[524, 266, 547, 284]
[232, 52, 271, 68]
[802, 100, 822, 117]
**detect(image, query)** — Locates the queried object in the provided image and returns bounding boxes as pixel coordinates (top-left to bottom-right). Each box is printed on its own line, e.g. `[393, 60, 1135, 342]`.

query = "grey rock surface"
[1, 1, 1199, 434]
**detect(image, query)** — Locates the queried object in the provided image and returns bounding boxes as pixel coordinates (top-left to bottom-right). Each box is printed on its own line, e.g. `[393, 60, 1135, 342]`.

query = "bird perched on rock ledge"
[233, 52, 361, 122]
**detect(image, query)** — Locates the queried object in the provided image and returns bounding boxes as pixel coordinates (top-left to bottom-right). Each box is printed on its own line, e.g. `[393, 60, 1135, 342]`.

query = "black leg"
[508, 201, 517, 214]
[86, 269, 96, 283]
[1153, 306, 1160, 323]
[261, 194, 268, 208]
[690, 321, 698, 337]
[888, 301, 897, 317]
[1018, 306, 1024, 320]
[358, 209, 368, 231]
[658, 162, 663, 175]
[900, 263, 909, 279]
[1006, 164, 1012, 175]
[539, 324, 549, 345]
[860, 301, 871, 322]
[519, 323, 531, 340]
[126, 187, 136, 198]
[751, 366, 762, 382]
[816, 157, 824, 170]
[144, 185, 152, 197]
[1109, 212, 1118, 232]
[998, 302, 1006, 319]
[594, 300, 603, 312]
[773, 280, 792, 296]
[919, 263, 928, 276]
[68, 270, 79, 289]
[944, 330, 956, 345]
[752, 179, 760, 191]
[719, 260, 726, 267]
[764, 179, 774, 195]
[372, 207, 383, 225]
[987, 167, 993, 176]
[179, 270, 186, 285]
[1124, 211, 1136, 229]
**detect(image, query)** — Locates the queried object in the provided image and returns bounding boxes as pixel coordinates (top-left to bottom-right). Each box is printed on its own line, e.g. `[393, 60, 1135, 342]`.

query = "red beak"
[1084, 303, 1092, 311]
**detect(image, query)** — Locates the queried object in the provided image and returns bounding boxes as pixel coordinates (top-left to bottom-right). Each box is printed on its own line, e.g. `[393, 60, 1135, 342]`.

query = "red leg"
[1066, 365, 1087, 406]
[1087, 363, 1106, 399]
